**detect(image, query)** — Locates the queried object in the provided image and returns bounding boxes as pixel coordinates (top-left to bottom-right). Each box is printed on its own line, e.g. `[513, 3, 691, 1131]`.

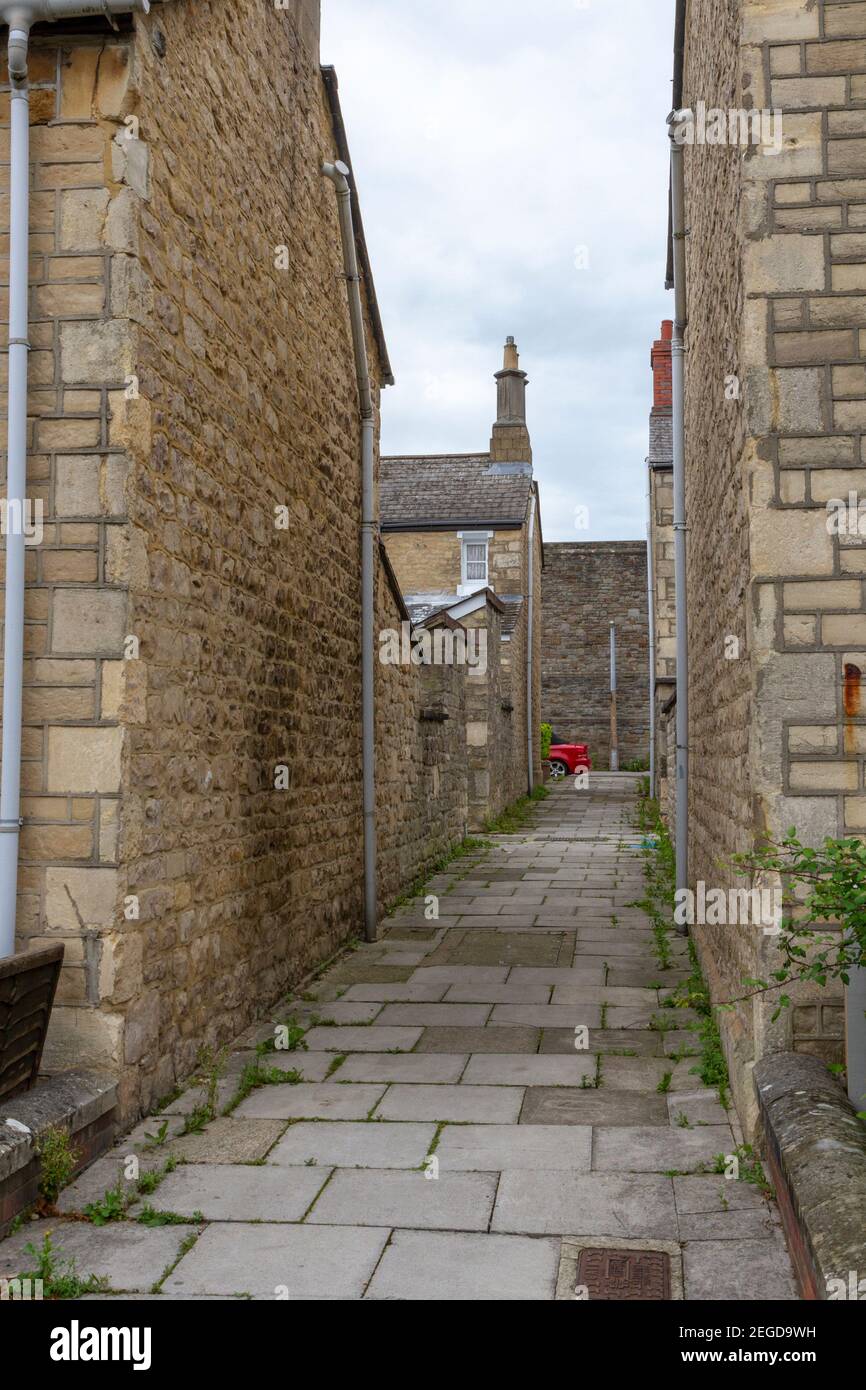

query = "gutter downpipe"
[0, 1, 150, 960]
[668, 107, 690, 931]
[645, 459, 656, 800]
[322, 160, 377, 943]
[526, 488, 536, 794]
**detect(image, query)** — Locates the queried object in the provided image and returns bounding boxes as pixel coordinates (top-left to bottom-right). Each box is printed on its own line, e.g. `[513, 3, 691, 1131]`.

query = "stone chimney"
[651, 320, 673, 412]
[490, 337, 532, 468]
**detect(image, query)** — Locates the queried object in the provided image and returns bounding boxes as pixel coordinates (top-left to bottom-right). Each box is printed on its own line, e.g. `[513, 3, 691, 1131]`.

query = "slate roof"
[649, 410, 673, 466]
[380, 454, 532, 528]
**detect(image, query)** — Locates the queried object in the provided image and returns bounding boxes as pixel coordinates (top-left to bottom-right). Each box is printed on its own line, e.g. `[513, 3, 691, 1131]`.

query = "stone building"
[380, 339, 544, 818]
[0, 0, 487, 1122]
[647, 321, 677, 809]
[541, 543, 650, 769]
[669, 0, 866, 1137]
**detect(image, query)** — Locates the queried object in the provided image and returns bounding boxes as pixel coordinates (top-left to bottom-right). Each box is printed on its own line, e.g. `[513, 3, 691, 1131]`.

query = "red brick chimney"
[651, 320, 673, 412]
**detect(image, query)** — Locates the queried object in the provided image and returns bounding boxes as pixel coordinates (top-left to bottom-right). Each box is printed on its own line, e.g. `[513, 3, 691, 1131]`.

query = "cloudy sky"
[321, 0, 675, 541]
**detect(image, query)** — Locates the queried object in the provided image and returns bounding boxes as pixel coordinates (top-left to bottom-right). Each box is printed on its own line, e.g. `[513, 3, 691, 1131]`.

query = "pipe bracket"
[0, 819, 23, 832]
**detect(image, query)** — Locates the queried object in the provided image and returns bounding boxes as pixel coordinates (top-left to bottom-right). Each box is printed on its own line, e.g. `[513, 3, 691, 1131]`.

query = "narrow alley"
[0, 777, 796, 1301]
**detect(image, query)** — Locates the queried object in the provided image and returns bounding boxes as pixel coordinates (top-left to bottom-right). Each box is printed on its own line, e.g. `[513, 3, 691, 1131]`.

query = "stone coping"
[0, 1070, 117, 1184]
[754, 1051, 866, 1300]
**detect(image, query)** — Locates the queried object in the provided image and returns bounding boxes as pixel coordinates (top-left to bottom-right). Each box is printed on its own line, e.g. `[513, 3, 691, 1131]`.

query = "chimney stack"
[491, 337, 532, 466]
[651, 320, 673, 412]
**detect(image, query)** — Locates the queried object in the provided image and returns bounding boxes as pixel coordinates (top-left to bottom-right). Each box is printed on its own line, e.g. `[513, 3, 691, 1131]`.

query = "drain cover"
[576, 1247, 671, 1301]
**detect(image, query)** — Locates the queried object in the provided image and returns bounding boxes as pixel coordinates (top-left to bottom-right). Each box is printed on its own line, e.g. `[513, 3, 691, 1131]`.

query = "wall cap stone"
[754, 1051, 866, 1297]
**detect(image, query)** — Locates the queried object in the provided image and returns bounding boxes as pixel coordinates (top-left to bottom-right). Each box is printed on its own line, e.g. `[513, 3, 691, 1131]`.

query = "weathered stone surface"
[435, 1122, 592, 1172]
[146, 1163, 330, 1223]
[365, 1230, 560, 1301]
[0, 1218, 199, 1293]
[520, 1088, 668, 1126]
[491, 1172, 677, 1238]
[163, 1222, 388, 1300]
[307, 1168, 498, 1231]
[270, 1121, 436, 1170]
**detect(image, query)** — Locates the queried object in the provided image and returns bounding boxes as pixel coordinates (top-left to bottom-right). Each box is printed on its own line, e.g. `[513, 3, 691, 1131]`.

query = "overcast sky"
[321, 0, 675, 542]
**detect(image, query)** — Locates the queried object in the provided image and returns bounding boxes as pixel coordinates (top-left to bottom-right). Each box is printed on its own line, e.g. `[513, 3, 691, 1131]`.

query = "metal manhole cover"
[576, 1247, 671, 1301]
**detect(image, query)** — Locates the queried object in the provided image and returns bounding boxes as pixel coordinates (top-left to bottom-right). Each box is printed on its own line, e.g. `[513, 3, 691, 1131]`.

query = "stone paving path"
[0, 775, 797, 1300]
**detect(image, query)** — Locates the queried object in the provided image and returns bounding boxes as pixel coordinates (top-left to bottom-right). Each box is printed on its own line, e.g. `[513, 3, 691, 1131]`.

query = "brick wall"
[541, 541, 649, 768]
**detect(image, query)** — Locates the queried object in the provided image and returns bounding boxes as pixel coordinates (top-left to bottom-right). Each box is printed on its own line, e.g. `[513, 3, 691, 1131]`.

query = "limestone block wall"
[680, 0, 866, 1132]
[541, 541, 650, 768]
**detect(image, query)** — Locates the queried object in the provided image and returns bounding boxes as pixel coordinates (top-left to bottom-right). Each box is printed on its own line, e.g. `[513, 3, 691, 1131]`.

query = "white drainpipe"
[668, 109, 690, 927]
[321, 160, 377, 943]
[526, 488, 536, 794]
[0, 0, 151, 960]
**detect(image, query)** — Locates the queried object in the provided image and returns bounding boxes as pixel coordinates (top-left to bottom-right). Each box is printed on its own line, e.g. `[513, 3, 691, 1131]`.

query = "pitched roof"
[380, 454, 532, 528]
[649, 410, 673, 466]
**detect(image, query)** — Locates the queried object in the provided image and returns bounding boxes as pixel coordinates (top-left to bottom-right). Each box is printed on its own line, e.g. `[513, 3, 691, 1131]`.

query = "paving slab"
[667, 1089, 731, 1128]
[233, 1082, 385, 1121]
[492, 1171, 677, 1238]
[673, 1175, 783, 1240]
[600, 1055, 704, 1091]
[520, 1088, 669, 1126]
[147, 1162, 331, 1222]
[443, 983, 552, 1004]
[436, 1123, 592, 1172]
[163, 1222, 388, 1299]
[365, 1230, 560, 1300]
[539, 1028, 662, 1056]
[415, 1024, 540, 1054]
[375, 1083, 524, 1123]
[302, 1026, 422, 1053]
[591, 1124, 733, 1173]
[168, 1117, 286, 1165]
[462, 1054, 596, 1087]
[335, 1052, 468, 1084]
[374, 1003, 492, 1027]
[341, 983, 448, 1002]
[270, 1121, 436, 1169]
[490, 1003, 603, 1028]
[291, 1001, 383, 1025]
[0, 1218, 200, 1294]
[307, 1167, 498, 1231]
[683, 1235, 798, 1300]
[409, 966, 509, 986]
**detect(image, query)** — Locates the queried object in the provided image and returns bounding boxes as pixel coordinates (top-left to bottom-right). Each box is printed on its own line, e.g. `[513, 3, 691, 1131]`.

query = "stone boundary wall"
[541, 541, 649, 768]
[680, 0, 866, 1134]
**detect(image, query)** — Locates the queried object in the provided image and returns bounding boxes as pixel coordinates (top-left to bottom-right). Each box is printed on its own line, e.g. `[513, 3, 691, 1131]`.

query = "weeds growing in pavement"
[484, 784, 549, 835]
[16, 1233, 108, 1299]
[386, 835, 491, 914]
[223, 1058, 301, 1116]
[35, 1125, 78, 1209]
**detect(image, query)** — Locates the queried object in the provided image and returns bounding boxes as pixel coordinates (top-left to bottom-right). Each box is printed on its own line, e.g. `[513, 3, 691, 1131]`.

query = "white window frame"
[457, 531, 492, 596]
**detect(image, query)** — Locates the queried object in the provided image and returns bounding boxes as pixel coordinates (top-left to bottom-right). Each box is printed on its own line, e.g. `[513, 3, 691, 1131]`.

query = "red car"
[548, 739, 592, 780]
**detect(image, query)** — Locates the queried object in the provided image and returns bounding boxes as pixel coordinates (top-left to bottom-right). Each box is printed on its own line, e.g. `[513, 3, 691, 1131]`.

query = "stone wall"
[541, 541, 649, 768]
[0, 1, 479, 1122]
[679, 0, 866, 1133]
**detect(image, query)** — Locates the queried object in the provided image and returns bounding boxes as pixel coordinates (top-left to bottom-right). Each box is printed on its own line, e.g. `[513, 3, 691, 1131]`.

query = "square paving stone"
[234, 1082, 385, 1121]
[683, 1236, 797, 1300]
[270, 1121, 436, 1169]
[667, 1090, 731, 1128]
[365, 1230, 560, 1300]
[492, 1172, 677, 1238]
[520, 1088, 669, 1126]
[0, 1218, 200, 1294]
[415, 1025, 540, 1054]
[148, 1163, 331, 1222]
[302, 1026, 421, 1052]
[490, 1004, 603, 1028]
[336, 1052, 468, 1084]
[307, 1168, 498, 1231]
[462, 1054, 596, 1087]
[168, 1118, 286, 1165]
[375, 1083, 524, 1123]
[163, 1222, 388, 1299]
[436, 1123, 592, 1172]
[374, 1003, 492, 1027]
[591, 1125, 733, 1173]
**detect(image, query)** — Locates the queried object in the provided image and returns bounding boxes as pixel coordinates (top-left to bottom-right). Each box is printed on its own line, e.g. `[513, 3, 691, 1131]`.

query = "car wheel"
[549, 759, 569, 780]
